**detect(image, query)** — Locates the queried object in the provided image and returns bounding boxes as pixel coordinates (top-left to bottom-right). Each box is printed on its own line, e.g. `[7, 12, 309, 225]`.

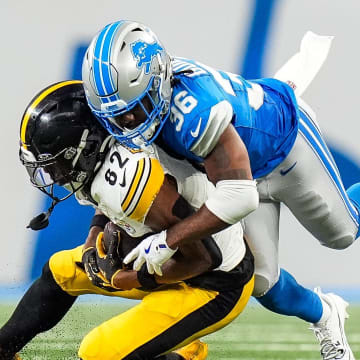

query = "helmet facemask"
[19, 130, 93, 203]
[93, 76, 170, 149]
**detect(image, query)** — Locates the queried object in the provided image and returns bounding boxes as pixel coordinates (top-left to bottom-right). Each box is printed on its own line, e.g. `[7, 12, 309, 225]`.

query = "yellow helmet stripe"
[121, 158, 145, 212]
[128, 158, 164, 222]
[20, 80, 83, 150]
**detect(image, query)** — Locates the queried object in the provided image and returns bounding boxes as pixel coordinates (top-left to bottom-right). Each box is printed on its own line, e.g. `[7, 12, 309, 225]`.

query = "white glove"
[123, 230, 177, 276]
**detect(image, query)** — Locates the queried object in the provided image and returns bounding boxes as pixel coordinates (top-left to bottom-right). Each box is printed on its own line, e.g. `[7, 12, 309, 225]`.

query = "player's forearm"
[84, 226, 103, 249]
[154, 256, 211, 284]
[84, 210, 110, 249]
[166, 204, 229, 249]
[113, 253, 211, 289]
[163, 125, 258, 250]
[112, 270, 140, 290]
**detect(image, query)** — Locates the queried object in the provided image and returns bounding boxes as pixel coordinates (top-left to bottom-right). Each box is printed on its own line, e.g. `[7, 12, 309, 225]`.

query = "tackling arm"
[111, 175, 215, 289]
[112, 240, 213, 290]
[123, 125, 258, 275]
[165, 124, 258, 249]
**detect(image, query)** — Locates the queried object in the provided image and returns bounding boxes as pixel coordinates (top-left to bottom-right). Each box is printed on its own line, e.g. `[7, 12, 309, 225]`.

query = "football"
[101, 222, 145, 269]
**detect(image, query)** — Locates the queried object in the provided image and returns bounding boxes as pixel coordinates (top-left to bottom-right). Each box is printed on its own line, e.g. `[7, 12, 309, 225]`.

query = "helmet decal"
[130, 40, 164, 75]
[92, 21, 124, 101]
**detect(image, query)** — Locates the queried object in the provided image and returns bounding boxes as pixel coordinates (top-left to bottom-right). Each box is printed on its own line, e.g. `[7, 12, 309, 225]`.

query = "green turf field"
[1, 302, 359, 359]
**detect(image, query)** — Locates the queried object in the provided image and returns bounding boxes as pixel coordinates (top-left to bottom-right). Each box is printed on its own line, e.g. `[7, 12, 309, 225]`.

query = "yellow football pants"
[49, 246, 254, 360]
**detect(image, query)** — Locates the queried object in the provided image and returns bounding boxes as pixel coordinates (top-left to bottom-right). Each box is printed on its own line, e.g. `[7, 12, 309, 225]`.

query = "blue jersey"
[160, 58, 300, 178]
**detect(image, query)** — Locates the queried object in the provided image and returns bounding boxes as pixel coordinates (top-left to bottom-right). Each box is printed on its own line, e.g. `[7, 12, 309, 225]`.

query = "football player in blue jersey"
[82, 20, 360, 360]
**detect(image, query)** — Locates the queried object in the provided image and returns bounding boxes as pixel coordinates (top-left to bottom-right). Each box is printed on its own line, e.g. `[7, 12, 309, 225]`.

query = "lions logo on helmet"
[130, 40, 164, 74]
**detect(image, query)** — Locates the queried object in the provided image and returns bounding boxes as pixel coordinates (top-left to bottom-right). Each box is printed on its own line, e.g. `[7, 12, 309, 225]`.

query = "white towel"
[274, 31, 334, 96]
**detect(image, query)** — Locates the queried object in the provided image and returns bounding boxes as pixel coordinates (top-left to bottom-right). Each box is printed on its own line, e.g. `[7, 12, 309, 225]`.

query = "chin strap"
[27, 181, 85, 231]
[94, 135, 115, 173]
[27, 136, 115, 231]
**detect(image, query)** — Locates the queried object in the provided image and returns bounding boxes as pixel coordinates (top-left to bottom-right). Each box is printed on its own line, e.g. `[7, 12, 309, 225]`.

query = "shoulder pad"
[91, 144, 165, 223]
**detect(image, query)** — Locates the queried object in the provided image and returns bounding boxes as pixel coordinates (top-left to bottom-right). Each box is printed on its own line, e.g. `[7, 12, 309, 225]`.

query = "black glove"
[81, 246, 117, 291]
[95, 231, 123, 288]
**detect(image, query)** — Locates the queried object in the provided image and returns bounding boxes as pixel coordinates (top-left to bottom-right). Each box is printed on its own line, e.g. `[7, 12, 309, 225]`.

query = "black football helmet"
[19, 80, 111, 229]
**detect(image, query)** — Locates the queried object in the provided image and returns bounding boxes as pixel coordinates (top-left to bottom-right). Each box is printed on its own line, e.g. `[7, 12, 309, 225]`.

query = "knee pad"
[322, 233, 354, 250]
[79, 327, 116, 360]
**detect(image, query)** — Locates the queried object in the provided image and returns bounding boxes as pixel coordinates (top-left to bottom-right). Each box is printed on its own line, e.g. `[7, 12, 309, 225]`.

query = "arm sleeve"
[205, 179, 259, 224]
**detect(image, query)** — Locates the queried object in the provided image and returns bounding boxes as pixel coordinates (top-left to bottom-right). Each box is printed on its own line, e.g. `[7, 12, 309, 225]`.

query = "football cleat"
[174, 339, 208, 360]
[310, 287, 355, 360]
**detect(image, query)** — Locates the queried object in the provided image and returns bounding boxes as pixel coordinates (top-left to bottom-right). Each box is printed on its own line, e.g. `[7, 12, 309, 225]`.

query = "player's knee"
[78, 327, 103, 360]
[79, 327, 153, 360]
[252, 273, 278, 297]
[79, 327, 126, 360]
[321, 232, 355, 250]
[49, 246, 82, 288]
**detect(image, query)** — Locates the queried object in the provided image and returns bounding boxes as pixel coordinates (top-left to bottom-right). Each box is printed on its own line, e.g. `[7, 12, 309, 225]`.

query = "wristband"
[137, 264, 160, 290]
[89, 214, 109, 230]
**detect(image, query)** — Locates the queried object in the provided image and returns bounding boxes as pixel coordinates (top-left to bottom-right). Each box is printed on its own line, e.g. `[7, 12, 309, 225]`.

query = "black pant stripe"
[123, 286, 244, 360]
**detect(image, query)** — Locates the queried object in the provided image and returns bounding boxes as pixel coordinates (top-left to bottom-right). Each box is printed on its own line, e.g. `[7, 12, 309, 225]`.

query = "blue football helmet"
[82, 20, 172, 149]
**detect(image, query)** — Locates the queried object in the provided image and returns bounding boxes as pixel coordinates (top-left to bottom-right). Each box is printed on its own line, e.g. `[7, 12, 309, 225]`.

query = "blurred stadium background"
[2, 0, 359, 295]
[1, 0, 359, 357]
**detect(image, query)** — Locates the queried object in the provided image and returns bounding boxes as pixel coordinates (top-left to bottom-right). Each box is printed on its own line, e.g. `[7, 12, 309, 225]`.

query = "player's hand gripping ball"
[96, 222, 143, 286]
[81, 246, 115, 291]
[82, 222, 144, 289]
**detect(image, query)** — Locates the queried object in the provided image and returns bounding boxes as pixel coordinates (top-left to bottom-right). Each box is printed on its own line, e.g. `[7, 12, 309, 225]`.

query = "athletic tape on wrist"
[137, 264, 160, 290]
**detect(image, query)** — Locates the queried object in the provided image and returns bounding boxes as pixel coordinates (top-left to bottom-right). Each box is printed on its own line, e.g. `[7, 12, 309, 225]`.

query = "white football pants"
[243, 99, 359, 297]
